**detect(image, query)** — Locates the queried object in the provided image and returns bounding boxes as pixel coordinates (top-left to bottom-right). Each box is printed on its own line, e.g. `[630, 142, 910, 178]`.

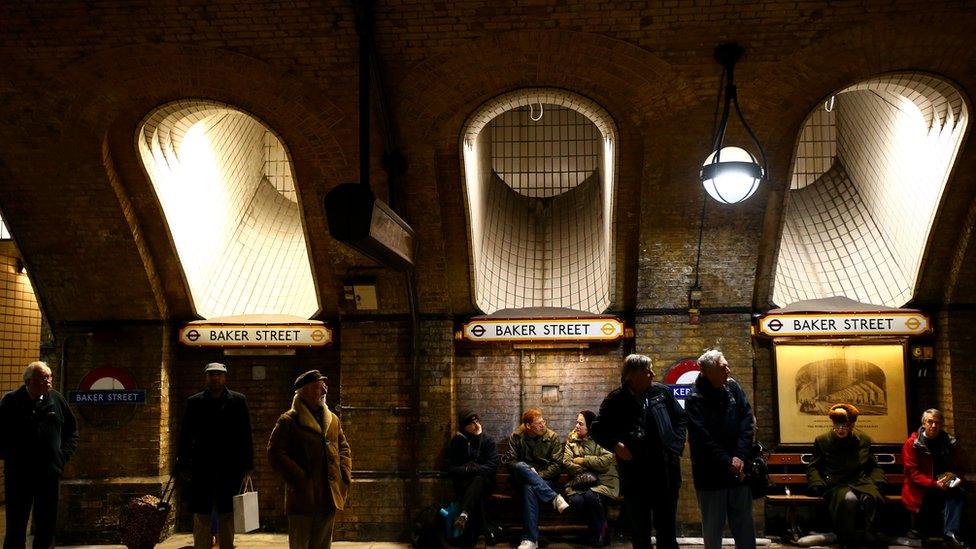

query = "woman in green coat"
[563, 410, 620, 547]
[806, 403, 885, 549]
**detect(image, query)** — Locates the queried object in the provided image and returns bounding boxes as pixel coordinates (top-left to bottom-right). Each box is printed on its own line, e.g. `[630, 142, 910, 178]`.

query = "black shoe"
[945, 532, 970, 549]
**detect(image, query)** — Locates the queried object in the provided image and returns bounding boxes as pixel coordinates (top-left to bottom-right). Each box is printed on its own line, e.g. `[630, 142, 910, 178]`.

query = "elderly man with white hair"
[685, 349, 756, 549]
[0, 360, 79, 549]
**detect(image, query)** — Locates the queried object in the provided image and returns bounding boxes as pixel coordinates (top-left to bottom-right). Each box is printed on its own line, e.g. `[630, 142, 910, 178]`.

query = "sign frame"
[460, 317, 625, 343]
[756, 311, 930, 338]
[179, 323, 333, 348]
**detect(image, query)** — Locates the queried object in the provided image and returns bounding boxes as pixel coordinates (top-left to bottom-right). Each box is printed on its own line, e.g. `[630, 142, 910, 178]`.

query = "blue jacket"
[685, 374, 754, 490]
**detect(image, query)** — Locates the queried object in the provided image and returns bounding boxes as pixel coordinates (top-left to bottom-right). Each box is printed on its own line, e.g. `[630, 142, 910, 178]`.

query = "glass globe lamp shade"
[700, 146, 763, 204]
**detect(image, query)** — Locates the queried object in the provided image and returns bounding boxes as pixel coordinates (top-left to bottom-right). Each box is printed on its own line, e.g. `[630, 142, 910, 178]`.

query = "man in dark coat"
[806, 403, 885, 549]
[447, 409, 500, 545]
[685, 349, 755, 549]
[591, 353, 686, 549]
[902, 408, 968, 547]
[177, 362, 254, 549]
[0, 361, 79, 549]
[268, 369, 352, 549]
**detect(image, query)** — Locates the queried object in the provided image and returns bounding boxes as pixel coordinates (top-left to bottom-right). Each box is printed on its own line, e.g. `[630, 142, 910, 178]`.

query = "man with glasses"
[901, 408, 968, 548]
[503, 408, 569, 549]
[0, 361, 79, 549]
[447, 409, 501, 545]
[806, 403, 885, 549]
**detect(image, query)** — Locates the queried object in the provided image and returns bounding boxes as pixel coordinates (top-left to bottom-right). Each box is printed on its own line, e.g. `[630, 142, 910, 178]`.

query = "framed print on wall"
[775, 342, 908, 444]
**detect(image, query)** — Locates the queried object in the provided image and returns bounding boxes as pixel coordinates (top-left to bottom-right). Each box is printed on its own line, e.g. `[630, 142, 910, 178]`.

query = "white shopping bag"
[233, 476, 260, 533]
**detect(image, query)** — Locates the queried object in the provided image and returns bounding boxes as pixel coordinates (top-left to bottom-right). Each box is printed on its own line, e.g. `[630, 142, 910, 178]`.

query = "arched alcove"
[773, 73, 969, 307]
[461, 89, 617, 314]
[138, 100, 318, 318]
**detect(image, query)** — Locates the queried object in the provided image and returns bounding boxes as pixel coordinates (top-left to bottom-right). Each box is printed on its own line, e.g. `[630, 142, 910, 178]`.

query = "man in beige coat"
[268, 370, 352, 549]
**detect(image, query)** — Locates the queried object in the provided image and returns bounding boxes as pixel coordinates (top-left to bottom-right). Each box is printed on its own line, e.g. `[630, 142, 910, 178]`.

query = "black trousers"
[4, 471, 60, 549]
[621, 461, 681, 549]
[454, 474, 494, 540]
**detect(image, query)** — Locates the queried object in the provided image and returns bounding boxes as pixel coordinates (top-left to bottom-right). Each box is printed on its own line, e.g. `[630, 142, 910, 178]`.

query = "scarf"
[291, 393, 333, 439]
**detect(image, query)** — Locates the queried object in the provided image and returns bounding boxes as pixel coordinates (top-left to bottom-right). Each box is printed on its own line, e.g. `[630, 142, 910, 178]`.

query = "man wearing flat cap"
[447, 409, 500, 545]
[269, 369, 352, 549]
[806, 403, 885, 549]
[177, 362, 254, 549]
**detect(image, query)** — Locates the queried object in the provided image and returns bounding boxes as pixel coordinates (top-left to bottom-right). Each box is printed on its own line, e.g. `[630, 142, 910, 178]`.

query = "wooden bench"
[488, 441, 623, 540]
[764, 447, 905, 539]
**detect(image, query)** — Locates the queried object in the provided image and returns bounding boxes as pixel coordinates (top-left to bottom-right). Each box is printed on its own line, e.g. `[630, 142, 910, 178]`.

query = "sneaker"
[517, 540, 538, 549]
[552, 493, 569, 513]
[453, 512, 468, 533]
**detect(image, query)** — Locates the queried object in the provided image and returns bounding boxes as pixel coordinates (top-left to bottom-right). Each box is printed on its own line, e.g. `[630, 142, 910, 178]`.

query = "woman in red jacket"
[901, 408, 968, 548]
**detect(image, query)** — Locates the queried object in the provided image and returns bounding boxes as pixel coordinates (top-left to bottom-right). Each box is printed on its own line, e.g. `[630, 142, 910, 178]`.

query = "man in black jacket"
[591, 354, 686, 549]
[446, 409, 500, 545]
[0, 361, 79, 549]
[178, 362, 254, 549]
[685, 349, 755, 549]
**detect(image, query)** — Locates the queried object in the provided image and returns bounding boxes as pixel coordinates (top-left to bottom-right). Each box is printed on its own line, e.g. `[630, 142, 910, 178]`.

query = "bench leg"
[786, 504, 803, 543]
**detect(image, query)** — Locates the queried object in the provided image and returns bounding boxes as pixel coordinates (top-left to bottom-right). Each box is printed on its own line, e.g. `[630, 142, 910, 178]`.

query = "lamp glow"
[700, 146, 763, 204]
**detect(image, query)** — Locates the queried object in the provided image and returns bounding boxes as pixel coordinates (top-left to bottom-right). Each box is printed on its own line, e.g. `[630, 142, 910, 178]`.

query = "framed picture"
[774, 341, 908, 444]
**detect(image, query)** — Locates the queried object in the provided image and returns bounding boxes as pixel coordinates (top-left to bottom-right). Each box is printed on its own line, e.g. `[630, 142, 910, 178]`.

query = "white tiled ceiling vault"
[462, 89, 616, 314]
[138, 100, 317, 319]
[773, 72, 968, 307]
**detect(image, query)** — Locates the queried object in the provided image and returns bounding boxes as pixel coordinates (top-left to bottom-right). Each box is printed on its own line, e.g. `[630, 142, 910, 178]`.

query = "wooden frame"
[774, 339, 909, 444]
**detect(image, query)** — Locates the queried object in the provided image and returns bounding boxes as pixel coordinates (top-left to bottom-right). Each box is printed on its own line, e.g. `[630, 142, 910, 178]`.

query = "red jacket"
[901, 429, 967, 513]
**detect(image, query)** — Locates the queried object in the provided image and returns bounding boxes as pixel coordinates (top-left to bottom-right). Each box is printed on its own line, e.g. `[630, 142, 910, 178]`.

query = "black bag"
[569, 472, 599, 490]
[745, 441, 769, 499]
[410, 504, 448, 549]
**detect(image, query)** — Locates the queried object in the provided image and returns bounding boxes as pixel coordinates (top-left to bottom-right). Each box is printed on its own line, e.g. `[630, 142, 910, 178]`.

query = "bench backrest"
[767, 448, 904, 495]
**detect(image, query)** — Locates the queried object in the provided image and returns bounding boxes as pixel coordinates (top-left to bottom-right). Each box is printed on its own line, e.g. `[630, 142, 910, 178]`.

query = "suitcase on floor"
[120, 475, 175, 549]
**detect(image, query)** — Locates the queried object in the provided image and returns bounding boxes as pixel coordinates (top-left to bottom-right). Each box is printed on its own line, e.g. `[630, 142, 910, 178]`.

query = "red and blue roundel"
[663, 359, 700, 408]
[69, 367, 145, 405]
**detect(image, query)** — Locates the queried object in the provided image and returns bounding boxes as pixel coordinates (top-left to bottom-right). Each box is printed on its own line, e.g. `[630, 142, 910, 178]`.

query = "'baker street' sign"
[757, 312, 930, 337]
[179, 323, 333, 347]
[461, 318, 624, 343]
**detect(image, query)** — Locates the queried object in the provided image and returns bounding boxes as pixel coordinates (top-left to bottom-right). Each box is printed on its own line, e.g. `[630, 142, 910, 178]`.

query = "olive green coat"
[562, 431, 619, 499]
[806, 429, 885, 519]
[503, 425, 564, 481]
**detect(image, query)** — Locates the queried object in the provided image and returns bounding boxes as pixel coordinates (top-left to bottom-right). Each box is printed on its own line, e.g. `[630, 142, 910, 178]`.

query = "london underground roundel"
[663, 359, 700, 409]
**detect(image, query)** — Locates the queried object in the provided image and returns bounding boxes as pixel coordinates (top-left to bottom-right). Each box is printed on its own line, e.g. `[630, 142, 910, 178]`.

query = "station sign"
[179, 322, 333, 347]
[461, 317, 624, 343]
[68, 366, 146, 405]
[663, 359, 700, 409]
[756, 311, 930, 337]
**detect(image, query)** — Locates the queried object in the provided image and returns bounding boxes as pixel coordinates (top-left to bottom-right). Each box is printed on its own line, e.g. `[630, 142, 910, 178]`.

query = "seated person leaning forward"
[562, 409, 619, 548]
[902, 408, 968, 548]
[806, 403, 885, 549]
[446, 409, 501, 545]
[503, 408, 569, 549]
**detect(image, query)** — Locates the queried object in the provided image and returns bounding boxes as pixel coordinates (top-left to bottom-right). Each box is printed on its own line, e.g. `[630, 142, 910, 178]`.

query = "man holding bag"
[177, 362, 253, 549]
[268, 370, 352, 549]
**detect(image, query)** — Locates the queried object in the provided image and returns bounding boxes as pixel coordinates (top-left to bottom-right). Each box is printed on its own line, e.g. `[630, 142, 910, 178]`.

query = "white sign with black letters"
[757, 312, 930, 337]
[462, 318, 624, 342]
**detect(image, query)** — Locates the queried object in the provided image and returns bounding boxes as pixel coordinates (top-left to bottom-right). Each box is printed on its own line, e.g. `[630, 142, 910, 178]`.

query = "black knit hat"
[457, 409, 479, 427]
[293, 369, 327, 391]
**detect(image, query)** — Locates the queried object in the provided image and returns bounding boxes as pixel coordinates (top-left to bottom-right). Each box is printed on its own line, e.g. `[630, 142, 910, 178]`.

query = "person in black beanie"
[447, 409, 501, 545]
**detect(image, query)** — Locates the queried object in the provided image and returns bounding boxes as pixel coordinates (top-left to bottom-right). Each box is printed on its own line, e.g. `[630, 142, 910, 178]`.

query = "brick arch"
[750, 15, 976, 309]
[391, 30, 682, 313]
[25, 44, 354, 322]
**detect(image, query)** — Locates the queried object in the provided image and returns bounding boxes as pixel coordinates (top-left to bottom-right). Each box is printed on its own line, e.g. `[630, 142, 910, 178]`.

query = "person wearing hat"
[446, 409, 501, 545]
[268, 370, 352, 549]
[806, 403, 886, 549]
[177, 362, 254, 549]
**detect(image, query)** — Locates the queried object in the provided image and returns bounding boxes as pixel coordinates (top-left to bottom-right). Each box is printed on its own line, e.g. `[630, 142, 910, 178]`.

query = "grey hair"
[697, 349, 725, 370]
[23, 361, 50, 383]
[620, 354, 653, 386]
[921, 408, 943, 423]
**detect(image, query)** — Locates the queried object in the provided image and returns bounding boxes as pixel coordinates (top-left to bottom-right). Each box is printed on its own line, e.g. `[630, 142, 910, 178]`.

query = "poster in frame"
[774, 341, 908, 444]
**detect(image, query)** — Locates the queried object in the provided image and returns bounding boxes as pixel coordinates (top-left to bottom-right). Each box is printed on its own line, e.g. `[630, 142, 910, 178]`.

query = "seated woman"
[806, 403, 885, 549]
[446, 409, 500, 545]
[563, 410, 619, 547]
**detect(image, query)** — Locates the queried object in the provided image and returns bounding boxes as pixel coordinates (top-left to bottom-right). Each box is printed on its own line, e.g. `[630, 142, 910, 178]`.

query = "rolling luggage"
[120, 475, 175, 549]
